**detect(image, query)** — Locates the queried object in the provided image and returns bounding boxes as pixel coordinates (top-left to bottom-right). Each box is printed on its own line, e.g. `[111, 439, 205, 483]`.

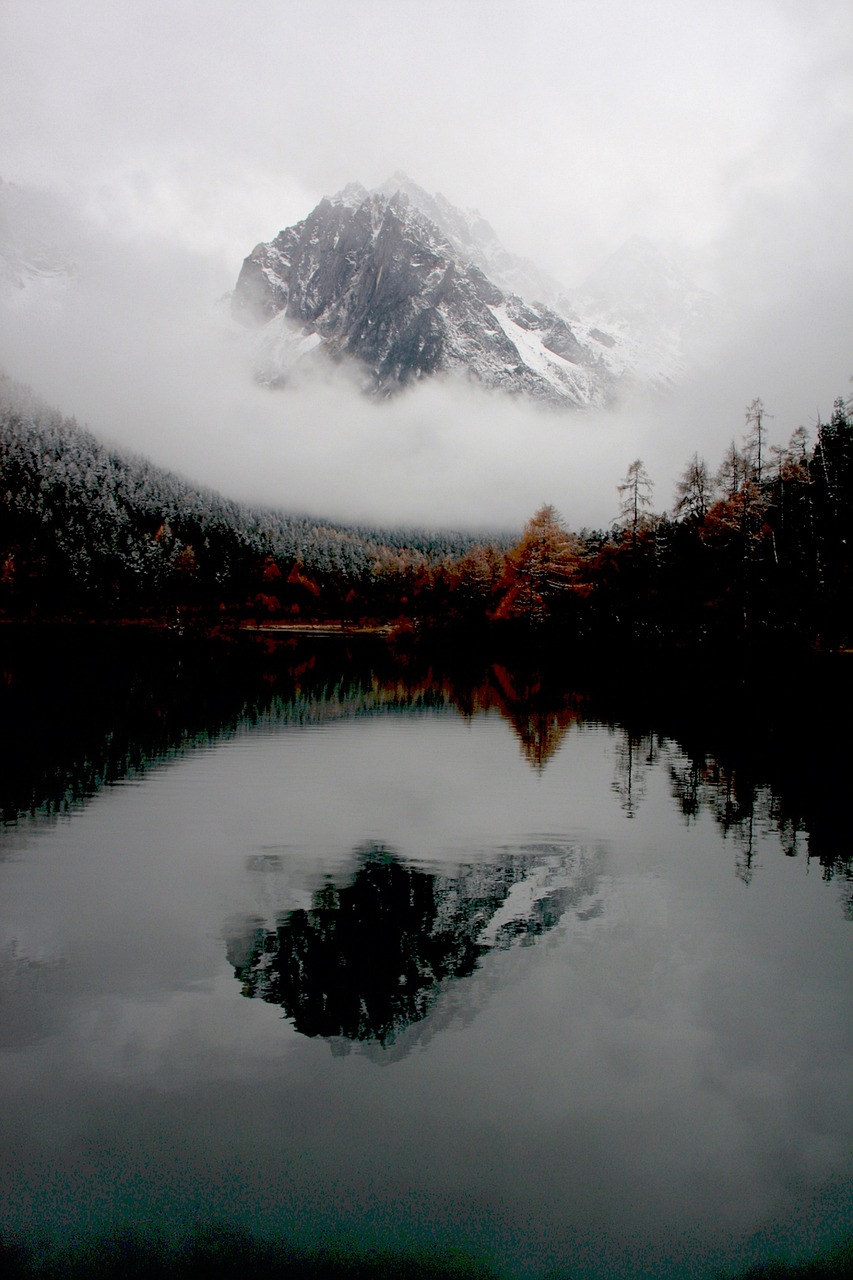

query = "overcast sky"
[1, 0, 851, 531]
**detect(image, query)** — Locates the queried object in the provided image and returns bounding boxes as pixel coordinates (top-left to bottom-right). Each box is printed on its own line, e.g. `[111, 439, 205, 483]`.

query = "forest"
[1, 372, 852, 653]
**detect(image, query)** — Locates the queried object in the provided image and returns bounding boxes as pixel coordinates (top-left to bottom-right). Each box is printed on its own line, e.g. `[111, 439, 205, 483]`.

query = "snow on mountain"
[373, 171, 567, 309]
[568, 235, 722, 387]
[233, 176, 719, 408]
[0, 171, 720, 412]
[232, 183, 620, 408]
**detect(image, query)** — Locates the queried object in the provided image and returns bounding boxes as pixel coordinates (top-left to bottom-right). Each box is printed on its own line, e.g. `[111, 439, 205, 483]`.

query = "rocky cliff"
[232, 175, 719, 408]
[232, 181, 620, 407]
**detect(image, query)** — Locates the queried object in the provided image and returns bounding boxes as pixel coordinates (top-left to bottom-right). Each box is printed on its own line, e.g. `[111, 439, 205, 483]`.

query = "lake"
[1, 628, 851, 1278]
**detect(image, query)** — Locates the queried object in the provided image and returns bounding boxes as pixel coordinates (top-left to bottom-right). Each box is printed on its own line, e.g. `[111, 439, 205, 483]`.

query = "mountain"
[372, 171, 567, 308]
[0, 373, 502, 617]
[570, 235, 722, 389]
[0, 173, 720, 411]
[232, 182, 616, 408]
[231, 175, 719, 408]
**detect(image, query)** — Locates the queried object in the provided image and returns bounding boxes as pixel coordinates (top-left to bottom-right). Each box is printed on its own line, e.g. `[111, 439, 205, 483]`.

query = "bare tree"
[673, 453, 713, 522]
[617, 459, 654, 541]
[715, 440, 747, 500]
[744, 397, 772, 484]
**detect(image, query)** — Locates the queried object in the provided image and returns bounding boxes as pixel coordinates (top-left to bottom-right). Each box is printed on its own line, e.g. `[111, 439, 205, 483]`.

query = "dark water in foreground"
[0, 629, 851, 1278]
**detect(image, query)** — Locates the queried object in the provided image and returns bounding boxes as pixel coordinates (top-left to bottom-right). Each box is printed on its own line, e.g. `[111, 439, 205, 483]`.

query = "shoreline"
[241, 621, 396, 637]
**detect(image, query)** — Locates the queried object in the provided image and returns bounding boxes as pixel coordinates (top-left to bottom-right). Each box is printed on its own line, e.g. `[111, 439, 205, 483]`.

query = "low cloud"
[0, 185, 849, 537]
[0, 1, 849, 534]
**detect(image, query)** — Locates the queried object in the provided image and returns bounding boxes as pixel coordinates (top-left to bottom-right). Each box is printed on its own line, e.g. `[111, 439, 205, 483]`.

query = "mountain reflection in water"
[226, 841, 601, 1053]
[1, 628, 851, 1278]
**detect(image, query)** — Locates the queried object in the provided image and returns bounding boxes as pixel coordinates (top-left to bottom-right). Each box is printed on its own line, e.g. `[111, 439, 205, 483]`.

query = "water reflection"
[611, 730, 660, 818]
[227, 841, 601, 1054]
[470, 664, 585, 770]
[1, 630, 851, 1277]
[0, 626, 850, 907]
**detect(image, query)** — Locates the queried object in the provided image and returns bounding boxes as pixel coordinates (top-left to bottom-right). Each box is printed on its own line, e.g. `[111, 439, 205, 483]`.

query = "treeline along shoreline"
[2, 375, 852, 655]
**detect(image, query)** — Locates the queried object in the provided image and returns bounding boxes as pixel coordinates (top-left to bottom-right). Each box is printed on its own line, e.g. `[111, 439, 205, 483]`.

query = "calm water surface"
[0, 633, 851, 1278]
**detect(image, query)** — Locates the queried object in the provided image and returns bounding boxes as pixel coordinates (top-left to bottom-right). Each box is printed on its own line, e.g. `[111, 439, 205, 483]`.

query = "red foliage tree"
[494, 505, 582, 624]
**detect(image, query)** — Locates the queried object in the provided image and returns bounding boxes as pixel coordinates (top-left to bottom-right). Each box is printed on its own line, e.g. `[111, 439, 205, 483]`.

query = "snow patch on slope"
[489, 303, 597, 407]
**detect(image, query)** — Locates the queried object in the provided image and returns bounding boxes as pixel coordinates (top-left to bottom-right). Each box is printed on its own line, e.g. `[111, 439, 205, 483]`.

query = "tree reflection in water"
[226, 841, 602, 1051]
[1, 627, 849, 909]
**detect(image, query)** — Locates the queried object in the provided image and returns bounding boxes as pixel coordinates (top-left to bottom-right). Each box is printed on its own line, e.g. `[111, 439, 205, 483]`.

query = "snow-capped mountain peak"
[231, 177, 720, 407]
[373, 172, 565, 309]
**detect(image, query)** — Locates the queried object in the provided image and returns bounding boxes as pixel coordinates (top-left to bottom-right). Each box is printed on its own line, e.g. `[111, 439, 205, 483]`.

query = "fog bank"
[0, 205, 849, 535]
[0, 0, 849, 532]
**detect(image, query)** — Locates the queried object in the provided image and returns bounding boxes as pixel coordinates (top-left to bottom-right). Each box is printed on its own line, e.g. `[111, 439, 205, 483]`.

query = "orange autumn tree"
[494, 504, 583, 625]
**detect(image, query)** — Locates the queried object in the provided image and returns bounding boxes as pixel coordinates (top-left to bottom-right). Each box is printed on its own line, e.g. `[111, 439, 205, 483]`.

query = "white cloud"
[0, 0, 850, 531]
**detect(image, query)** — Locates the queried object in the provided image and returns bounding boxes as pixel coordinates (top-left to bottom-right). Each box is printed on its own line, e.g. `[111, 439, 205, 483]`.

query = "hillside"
[0, 374, 507, 621]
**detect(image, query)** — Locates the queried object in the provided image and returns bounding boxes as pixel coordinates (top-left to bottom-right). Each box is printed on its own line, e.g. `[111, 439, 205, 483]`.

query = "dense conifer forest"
[0, 375, 502, 623]
[2, 373, 851, 652]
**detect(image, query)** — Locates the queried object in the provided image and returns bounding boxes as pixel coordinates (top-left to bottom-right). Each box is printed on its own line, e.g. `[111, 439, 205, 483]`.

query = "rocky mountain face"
[372, 171, 567, 308]
[232, 182, 615, 406]
[231, 175, 719, 408]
